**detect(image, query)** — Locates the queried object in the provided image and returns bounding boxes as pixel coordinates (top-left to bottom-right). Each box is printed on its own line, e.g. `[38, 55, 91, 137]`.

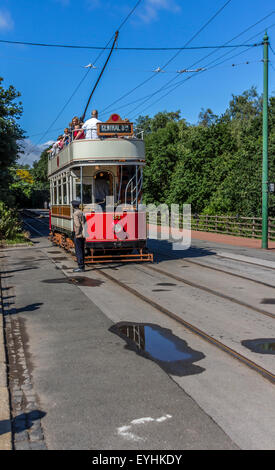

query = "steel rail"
[141, 264, 275, 321]
[97, 268, 275, 385]
[214, 253, 275, 270]
[153, 248, 275, 289]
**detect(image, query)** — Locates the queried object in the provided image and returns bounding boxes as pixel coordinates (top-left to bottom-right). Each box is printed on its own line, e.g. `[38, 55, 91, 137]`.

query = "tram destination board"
[97, 122, 133, 137]
[97, 113, 134, 137]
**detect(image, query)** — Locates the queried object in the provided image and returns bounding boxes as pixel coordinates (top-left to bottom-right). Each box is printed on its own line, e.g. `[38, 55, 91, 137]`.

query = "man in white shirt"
[82, 109, 101, 140]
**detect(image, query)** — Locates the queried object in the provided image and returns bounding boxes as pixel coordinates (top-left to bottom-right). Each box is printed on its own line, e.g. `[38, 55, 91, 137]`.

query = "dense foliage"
[0, 201, 22, 241]
[136, 88, 275, 217]
[0, 77, 24, 205]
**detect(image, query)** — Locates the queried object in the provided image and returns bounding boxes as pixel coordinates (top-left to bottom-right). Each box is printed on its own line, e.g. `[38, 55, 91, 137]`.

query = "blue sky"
[0, 0, 274, 165]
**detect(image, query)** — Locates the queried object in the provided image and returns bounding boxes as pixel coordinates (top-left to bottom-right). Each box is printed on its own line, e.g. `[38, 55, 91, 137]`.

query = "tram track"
[153, 248, 275, 290]
[23, 211, 275, 287]
[19, 215, 275, 385]
[213, 252, 275, 271]
[22, 215, 275, 311]
[96, 267, 275, 386]
[137, 264, 275, 321]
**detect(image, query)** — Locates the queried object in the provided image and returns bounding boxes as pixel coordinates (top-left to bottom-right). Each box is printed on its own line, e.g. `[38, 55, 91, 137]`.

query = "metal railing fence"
[147, 213, 275, 241]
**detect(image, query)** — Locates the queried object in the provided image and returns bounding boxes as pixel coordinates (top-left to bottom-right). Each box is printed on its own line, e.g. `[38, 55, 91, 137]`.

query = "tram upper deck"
[48, 137, 145, 177]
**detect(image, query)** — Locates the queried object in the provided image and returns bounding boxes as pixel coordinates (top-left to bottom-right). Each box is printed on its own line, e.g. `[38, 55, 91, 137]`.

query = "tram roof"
[48, 138, 145, 177]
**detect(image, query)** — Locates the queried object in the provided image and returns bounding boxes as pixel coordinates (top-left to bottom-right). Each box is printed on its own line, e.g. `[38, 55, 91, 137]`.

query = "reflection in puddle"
[52, 257, 68, 261]
[110, 322, 205, 376]
[242, 338, 275, 355]
[42, 276, 103, 287]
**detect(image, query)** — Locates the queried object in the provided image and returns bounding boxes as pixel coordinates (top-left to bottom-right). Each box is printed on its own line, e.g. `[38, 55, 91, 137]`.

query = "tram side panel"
[50, 208, 147, 249]
[84, 211, 147, 248]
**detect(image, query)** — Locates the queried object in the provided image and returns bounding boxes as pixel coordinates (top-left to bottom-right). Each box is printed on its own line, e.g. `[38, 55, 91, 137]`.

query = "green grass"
[0, 233, 33, 246]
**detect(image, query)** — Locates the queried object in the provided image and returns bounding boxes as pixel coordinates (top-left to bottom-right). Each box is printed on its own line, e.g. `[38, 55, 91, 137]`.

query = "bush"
[0, 202, 22, 240]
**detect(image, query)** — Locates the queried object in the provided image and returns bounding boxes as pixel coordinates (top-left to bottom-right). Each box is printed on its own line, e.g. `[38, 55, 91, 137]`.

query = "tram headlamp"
[114, 223, 123, 234]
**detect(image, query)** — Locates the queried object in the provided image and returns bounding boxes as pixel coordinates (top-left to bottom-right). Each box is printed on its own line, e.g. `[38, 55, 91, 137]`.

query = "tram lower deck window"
[83, 184, 93, 204]
[75, 182, 93, 204]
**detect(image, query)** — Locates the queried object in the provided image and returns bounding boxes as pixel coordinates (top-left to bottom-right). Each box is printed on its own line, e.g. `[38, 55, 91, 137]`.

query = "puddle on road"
[47, 251, 62, 254]
[261, 298, 275, 304]
[152, 289, 171, 292]
[42, 276, 103, 287]
[51, 257, 68, 261]
[156, 283, 177, 287]
[242, 338, 275, 355]
[110, 322, 205, 376]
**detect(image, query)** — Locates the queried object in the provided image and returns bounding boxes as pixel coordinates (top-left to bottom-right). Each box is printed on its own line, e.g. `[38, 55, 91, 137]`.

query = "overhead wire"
[100, 10, 275, 119]
[20, 7, 275, 163]
[129, 28, 274, 120]
[100, 0, 234, 116]
[126, 21, 275, 120]
[0, 37, 261, 51]
[20, 0, 143, 165]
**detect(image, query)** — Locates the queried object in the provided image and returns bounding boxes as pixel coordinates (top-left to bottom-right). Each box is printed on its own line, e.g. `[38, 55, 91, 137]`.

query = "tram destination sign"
[97, 113, 133, 137]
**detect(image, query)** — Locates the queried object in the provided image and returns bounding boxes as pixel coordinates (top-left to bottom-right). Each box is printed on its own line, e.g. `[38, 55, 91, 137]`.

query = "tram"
[48, 113, 153, 263]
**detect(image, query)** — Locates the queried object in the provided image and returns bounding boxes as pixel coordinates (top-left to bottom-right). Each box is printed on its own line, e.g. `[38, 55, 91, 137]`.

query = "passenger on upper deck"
[62, 128, 71, 146]
[81, 109, 102, 140]
[57, 134, 64, 151]
[73, 124, 85, 140]
[70, 116, 80, 128]
[47, 135, 63, 158]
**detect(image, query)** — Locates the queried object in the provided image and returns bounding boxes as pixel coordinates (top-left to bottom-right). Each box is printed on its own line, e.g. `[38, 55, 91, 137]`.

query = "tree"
[0, 77, 24, 204]
[134, 115, 152, 136]
[32, 147, 50, 189]
[140, 89, 275, 218]
[151, 110, 181, 132]
[143, 120, 180, 204]
[198, 108, 217, 127]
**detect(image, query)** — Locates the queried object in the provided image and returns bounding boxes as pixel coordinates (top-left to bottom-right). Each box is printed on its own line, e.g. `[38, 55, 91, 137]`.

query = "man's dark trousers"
[74, 237, 85, 269]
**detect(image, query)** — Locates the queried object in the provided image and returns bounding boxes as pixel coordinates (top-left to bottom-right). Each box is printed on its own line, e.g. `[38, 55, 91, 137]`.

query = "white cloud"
[137, 0, 180, 23]
[18, 139, 54, 167]
[0, 9, 14, 31]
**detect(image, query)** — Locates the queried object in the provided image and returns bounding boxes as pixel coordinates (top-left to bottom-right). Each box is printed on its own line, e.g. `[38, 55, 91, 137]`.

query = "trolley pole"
[262, 32, 269, 249]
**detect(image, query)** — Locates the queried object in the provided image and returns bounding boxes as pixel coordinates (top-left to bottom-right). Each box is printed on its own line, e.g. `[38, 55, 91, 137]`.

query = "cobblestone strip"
[0, 261, 12, 450]
[1, 256, 47, 450]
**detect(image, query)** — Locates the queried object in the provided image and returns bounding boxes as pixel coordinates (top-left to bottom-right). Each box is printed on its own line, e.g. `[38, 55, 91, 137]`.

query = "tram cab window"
[94, 171, 112, 205]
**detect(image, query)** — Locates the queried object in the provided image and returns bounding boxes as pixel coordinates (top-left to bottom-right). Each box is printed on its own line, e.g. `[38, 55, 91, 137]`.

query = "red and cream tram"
[48, 113, 153, 263]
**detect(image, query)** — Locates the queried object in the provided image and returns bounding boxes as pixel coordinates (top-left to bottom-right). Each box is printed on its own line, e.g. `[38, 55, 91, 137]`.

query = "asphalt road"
[2, 215, 275, 450]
